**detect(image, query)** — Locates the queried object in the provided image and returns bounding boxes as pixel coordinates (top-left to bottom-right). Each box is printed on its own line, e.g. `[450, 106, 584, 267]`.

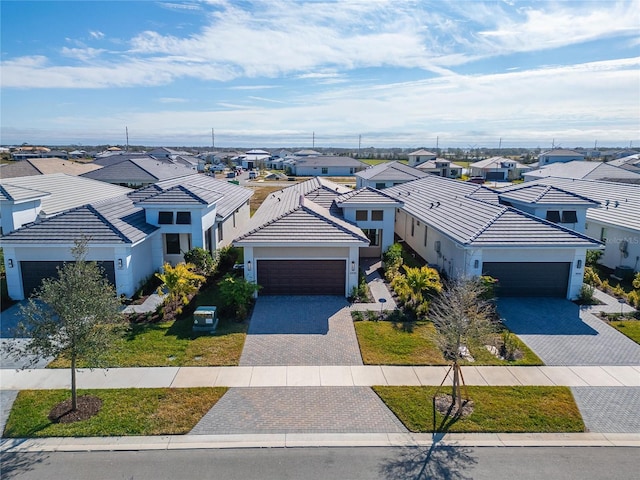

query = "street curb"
[2, 432, 640, 452]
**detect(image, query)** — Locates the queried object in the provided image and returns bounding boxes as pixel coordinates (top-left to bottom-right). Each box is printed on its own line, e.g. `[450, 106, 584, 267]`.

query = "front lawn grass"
[354, 320, 542, 365]
[374, 386, 584, 433]
[355, 321, 446, 365]
[48, 317, 246, 368]
[610, 320, 640, 344]
[3, 387, 227, 437]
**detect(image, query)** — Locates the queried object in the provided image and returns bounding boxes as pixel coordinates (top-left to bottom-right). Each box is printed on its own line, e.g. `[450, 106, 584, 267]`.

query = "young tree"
[430, 277, 497, 411]
[155, 262, 206, 316]
[10, 240, 124, 411]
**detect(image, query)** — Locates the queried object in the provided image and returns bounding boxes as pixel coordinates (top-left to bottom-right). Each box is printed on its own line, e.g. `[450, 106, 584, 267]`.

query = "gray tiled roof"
[149, 174, 253, 220]
[335, 187, 403, 206]
[0, 161, 42, 178]
[82, 157, 195, 183]
[525, 161, 640, 181]
[470, 156, 528, 169]
[0, 173, 132, 217]
[356, 161, 428, 181]
[1, 195, 156, 245]
[498, 184, 599, 206]
[506, 177, 640, 232]
[386, 176, 600, 248]
[0, 184, 51, 202]
[135, 185, 223, 206]
[235, 177, 368, 245]
[294, 156, 367, 168]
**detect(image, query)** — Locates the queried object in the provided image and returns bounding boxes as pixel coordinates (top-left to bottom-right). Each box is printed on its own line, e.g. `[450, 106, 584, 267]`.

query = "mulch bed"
[48, 395, 103, 423]
[433, 394, 474, 418]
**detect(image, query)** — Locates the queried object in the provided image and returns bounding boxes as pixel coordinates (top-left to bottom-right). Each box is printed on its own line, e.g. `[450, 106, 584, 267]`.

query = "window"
[165, 234, 181, 254]
[561, 210, 577, 223]
[350, 168, 355, 174]
[424, 225, 428, 247]
[546, 210, 561, 223]
[176, 211, 191, 224]
[217, 223, 223, 242]
[600, 227, 607, 242]
[158, 211, 173, 224]
[411, 218, 415, 236]
[233, 211, 236, 228]
[371, 210, 383, 221]
[375, 182, 385, 189]
[356, 210, 368, 221]
[322, 167, 328, 174]
[364, 229, 379, 246]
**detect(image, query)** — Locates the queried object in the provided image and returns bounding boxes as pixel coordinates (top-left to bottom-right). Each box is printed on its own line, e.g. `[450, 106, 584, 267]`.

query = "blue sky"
[1, 0, 639, 149]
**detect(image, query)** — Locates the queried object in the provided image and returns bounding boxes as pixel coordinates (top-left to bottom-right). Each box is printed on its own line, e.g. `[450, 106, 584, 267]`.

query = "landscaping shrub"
[583, 266, 601, 287]
[183, 247, 217, 276]
[216, 274, 260, 321]
[351, 310, 364, 322]
[578, 283, 596, 304]
[383, 243, 404, 282]
[217, 246, 240, 274]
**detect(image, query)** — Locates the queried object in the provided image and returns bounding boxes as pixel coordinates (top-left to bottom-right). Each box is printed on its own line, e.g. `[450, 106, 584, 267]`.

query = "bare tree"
[8, 239, 124, 411]
[430, 277, 497, 411]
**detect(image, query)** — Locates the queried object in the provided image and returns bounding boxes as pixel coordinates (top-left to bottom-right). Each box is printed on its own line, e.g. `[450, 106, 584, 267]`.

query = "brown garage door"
[21, 260, 116, 297]
[257, 260, 345, 295]
[482, 262, 570, 297]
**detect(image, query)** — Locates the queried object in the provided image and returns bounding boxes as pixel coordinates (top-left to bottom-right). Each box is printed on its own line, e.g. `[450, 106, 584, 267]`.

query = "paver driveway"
[239, 296, 363, 366]
[498, 298, 640, 366]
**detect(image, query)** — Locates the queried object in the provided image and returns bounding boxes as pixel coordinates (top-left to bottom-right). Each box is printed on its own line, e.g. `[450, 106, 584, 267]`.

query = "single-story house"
[407, 149, 437, 167]
[355, 161, 428, 189]
[502, 177, 640, 275]
[1, 174, 253, 300]
[234, 174, 601, 299]
[523, 160, 640, 183]
[469, 157, 531, 181]
[537, 149, 585, 165]
[234, 177, 401, 296]
[386, 176, 601, 298]
[289, 156, 367, 177]
[241, 150, 271, 170]
[415, 159, 463, 178]
[81, 157, 196, 188]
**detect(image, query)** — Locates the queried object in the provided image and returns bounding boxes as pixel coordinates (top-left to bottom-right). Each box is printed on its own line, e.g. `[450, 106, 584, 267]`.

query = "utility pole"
[125, 126, 129, 152]
[312, 131, 315, 148]
[358, 134, 361, 158]
[212, 128, 215, 149]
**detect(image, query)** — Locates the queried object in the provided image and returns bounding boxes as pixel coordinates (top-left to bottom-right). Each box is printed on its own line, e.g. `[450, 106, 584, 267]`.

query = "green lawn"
[610, 320, 640, 344]
[48, 316, 246, 368]
[374, 386, 584, 433]
[3, 388, 227, 437]
[354, 320, 542, 366]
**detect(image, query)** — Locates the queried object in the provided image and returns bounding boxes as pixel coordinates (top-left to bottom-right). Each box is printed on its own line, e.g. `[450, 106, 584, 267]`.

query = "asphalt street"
[2, 447, 639, 480]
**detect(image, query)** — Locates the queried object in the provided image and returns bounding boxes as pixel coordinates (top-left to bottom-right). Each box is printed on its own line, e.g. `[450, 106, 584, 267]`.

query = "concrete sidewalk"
[2, 365, 639, 390]
[3, 431, 639, 452]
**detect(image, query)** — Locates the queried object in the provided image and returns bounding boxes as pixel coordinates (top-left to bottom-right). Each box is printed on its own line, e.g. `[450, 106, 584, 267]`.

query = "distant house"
[0, 158, 101, 179]
[355, 161, 428, 189]
[1, 174, 253, 300]
[607, 154, 640, 174]
[407, 149, 437, 167]
[415, 158, 463, 178]
[469, 157, 530, 181]
[537, 149, 585, 165]
[290, 156, 367, 176]
[293, 149, 322, 157]
[241, 150, 271, 170]
[524, 160, 640, 183]
[81, 157, 196, 188]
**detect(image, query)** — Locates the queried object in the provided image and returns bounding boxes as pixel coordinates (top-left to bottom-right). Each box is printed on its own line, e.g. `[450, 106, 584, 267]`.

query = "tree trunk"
[71, 355, 77, 411]
[452, 361, 461, 411]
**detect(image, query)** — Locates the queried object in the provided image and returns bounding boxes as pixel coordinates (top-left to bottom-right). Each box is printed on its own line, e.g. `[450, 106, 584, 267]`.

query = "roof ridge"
[533, 185, 553, 202]
[300, 203, 368, 242]
[87, 204, 132, 243]
[467, 206, 507, 243]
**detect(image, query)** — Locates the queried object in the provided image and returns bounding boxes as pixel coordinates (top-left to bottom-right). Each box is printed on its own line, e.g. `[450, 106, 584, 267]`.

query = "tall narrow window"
[411, 218, 415, 236]
[364, 229, 379, 246]
[600, 228, 607, 242]
[424, 225, 428, 247]
[217, 223, 223, 242]
[165, 234, 180, 254]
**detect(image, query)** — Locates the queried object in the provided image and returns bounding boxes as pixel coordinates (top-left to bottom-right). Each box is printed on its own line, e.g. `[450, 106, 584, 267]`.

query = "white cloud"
[89, 30, 105, 40]
[158, 97, 188, 103]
